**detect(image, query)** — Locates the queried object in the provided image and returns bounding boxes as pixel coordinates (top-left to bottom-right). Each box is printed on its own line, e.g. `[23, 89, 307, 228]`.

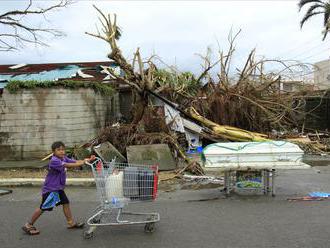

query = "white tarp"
[164, 103, 203, 149]
[164, 104, 185, 133]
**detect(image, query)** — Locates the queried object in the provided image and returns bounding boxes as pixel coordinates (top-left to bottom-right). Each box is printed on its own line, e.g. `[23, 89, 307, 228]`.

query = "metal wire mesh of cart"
[236, 171, 263, 191]
[88, 158, 159, 208]
[223, 170, 275, 196]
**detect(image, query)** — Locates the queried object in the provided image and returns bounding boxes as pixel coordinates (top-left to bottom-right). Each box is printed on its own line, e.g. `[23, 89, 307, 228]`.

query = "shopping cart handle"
[85, 161, 93, 166]
[85, 156, 102, 168]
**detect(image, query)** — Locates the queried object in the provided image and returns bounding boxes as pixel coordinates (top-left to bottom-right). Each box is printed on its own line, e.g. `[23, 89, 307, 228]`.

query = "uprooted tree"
[86, 6, 284, 139]
[85, 6, 208, 174]
[85, 6, 317, 174]
[87, 6, 313, 133]
[86, 5, 156, 125]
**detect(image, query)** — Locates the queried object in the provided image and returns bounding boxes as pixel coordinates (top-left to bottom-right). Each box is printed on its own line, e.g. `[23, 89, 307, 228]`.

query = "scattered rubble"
[127, 144, 176, 171]
[93, 142, 126, 163]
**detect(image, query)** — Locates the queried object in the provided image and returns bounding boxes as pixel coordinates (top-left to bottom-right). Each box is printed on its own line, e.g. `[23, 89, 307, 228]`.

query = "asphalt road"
[1, 167, 330, 248]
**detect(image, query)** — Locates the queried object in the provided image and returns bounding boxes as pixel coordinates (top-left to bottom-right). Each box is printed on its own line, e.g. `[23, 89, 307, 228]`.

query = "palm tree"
[299, 0, 330, 40]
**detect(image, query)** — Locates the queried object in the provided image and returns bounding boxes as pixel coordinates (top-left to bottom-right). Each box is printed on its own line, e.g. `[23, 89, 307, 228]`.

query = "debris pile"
[63, 8, 330, 175]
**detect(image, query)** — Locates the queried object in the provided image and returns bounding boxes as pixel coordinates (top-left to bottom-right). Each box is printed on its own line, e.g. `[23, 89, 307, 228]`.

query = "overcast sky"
[1, 0, 329, 75]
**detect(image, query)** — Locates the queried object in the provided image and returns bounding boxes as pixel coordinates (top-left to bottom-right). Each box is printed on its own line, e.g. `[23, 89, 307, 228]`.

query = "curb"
[0, 178, 95, 187]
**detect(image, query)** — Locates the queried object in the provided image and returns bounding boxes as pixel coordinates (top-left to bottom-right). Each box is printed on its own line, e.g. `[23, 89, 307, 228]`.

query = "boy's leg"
[23, 208, 42, 235]
[62, 203, 84, 228]
[58, 190, 74, 225]
[59, 190, 84, 228]
[62, 203, 73, 225]
[29, 208, 43, 225]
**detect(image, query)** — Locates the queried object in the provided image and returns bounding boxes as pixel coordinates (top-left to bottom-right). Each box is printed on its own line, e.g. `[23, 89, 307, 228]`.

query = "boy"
[22, 141, 90, 235]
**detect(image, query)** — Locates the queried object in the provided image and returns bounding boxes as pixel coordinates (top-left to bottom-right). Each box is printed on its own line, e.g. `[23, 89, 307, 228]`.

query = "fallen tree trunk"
[187, 107, 269, 142]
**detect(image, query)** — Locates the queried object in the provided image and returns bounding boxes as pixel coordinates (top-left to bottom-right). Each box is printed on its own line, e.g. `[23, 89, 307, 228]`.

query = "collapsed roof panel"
[0, 61, 121, 88]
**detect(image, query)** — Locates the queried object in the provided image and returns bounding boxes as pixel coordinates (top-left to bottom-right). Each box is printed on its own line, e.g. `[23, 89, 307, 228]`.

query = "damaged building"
[0, 61, 124, 160]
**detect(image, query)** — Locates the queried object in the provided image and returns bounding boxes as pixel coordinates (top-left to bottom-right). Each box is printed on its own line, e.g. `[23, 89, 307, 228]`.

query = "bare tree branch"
[0, 0, 71, 52]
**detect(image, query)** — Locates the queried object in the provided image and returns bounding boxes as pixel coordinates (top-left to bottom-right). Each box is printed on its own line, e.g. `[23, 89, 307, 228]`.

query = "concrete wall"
[314, 59, 330, 90]
[0, 87, 115, 160]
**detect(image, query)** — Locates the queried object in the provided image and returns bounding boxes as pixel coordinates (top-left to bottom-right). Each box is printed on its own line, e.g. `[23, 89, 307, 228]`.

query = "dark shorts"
[40, 190, 69, 211]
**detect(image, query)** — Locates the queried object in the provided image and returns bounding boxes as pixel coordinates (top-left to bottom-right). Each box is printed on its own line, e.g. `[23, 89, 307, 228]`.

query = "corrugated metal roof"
[0, 61, 120, 88]
[0, 65, 80, 82]
[0, 61, 116, 74]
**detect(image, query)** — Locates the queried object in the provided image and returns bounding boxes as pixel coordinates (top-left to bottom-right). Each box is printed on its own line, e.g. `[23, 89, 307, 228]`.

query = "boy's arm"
[64, 159, 87, 168]
[63, 156, 89, 168]
[49, 157, 88, 170]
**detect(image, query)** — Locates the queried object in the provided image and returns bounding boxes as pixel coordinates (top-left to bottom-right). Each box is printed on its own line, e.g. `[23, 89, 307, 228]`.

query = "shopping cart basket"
[84, 158, 160, 239]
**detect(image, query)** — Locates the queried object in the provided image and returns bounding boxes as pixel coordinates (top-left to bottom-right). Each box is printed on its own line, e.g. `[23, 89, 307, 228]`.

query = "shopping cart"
[84, 158, 160, 239]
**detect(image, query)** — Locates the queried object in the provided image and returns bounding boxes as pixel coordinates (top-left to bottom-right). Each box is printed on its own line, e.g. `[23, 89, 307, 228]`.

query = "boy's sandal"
[67, 222, 85, 229]
[22, 225, 40, 235]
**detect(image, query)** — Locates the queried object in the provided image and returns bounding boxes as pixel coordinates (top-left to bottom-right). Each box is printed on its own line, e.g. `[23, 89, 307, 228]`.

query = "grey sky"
[0, 0, 329, 75]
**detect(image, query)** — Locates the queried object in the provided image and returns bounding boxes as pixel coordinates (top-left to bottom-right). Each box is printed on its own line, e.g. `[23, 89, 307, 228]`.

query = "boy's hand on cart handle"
[84, 155, 96, 163]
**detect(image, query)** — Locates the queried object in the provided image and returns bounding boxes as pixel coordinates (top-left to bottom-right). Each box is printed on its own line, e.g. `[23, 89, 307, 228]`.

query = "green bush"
[5, 80, 114, 95]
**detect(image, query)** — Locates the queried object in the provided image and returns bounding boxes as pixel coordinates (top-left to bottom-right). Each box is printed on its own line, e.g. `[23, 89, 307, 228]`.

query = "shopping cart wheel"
[91, 217, 101, 224]
[83, 230, 94, 239]
[144, 223, 156, 233]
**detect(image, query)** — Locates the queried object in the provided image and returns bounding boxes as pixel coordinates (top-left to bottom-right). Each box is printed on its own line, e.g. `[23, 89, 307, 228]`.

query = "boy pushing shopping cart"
[83, 157, 160, 239]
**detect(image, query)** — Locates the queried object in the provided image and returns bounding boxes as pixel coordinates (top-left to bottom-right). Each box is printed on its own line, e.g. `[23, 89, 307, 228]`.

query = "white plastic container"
[105, 171, 124, 200]
[202, 141, 310, 171]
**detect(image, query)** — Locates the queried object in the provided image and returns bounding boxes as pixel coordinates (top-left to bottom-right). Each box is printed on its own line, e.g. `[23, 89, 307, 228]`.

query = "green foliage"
[5, 80, 114, 95]
[153, 69, 200, 96]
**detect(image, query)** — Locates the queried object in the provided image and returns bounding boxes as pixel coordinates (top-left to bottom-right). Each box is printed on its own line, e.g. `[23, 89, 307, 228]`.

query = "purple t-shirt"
[42, 155, 76, 195]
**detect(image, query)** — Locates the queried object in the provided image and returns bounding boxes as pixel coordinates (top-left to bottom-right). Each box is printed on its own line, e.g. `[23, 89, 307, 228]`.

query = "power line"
[275, 34, 323, 59]
[296, 47, 330, 61]
[289, 44, 330, 60]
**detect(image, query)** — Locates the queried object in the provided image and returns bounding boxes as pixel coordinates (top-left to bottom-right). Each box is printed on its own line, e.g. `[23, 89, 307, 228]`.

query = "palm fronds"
[299, 0, 325, 10]
[299, 0, 330, 40]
